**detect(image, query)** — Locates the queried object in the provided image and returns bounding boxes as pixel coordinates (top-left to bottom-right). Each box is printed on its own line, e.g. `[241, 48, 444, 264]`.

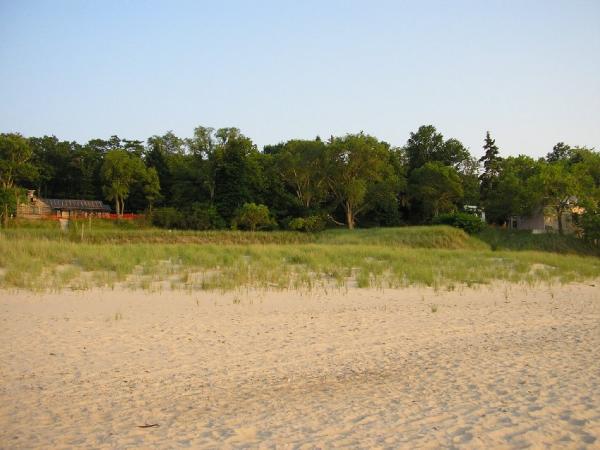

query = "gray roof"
[42, 198, 112, 212]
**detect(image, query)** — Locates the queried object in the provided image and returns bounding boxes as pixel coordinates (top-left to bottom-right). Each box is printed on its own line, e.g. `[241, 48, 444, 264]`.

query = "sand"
[1, 282, 599, 449]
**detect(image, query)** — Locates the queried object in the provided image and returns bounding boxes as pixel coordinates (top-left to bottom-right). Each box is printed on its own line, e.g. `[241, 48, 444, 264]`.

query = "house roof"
[42, 198, 112, 212]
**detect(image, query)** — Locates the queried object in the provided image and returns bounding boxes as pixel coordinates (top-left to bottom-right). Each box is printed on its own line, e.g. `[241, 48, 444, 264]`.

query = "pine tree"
[478, 131, 502, 204]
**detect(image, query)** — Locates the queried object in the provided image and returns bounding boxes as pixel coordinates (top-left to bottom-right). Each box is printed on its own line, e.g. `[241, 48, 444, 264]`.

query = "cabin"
[509, 205, 583, 235]
[17, 190, 111, 219]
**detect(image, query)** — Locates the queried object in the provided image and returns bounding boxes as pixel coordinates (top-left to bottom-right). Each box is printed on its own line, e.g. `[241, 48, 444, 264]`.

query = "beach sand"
[1, 282, 599, 448]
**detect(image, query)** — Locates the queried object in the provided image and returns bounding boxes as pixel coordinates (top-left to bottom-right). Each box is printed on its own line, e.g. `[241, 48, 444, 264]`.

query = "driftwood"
[137, 423, 159, 428]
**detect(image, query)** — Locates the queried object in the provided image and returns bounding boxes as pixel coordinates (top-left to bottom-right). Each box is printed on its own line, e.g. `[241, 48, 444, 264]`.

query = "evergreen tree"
[478, 131, 502, 205]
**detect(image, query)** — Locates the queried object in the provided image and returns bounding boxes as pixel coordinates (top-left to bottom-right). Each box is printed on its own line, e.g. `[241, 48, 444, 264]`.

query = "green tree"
[143, 167, 162, 213]
[29, 135, 74, 198]
[148, 131, 184, 155]
[145, 131, 185, 205]
[276, 139, 327, 210]
[84, 136, 122, 154]
[404, 125, 470, 172]
[570, 148, 600, 211]
[256, 151, 299, 224]
[185, 126, 218, 203]
[437, 138, 471, 169]
[326, 133, 395, 229]
[213, 128, 262, 222]
[0, 134, 35, 226]
[485, 156, 542, 224]
[405, 125, 444, 171]
[546, 142, 572, 163]
[73, 144, 103, 200]
[100, 150, 145, 216]
[478, 131, 502, 205]
[232, 202, 274, 231]
[581, 212, 600, 245]
[534, 161, 581, 235]
[186, 126, 215, 157]
[0, 133, 35, 190]
[408, 162, 463, 219]
[166, 153, 203, 208]
[458, 156, 481, 207]
[359, 147, 406, 227]
[122, 139, 145, 157]
[0, 187, 25, 227]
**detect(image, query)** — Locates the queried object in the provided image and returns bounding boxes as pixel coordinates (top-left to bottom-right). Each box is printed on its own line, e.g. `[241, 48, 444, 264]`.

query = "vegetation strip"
[2, 226, 598, 292]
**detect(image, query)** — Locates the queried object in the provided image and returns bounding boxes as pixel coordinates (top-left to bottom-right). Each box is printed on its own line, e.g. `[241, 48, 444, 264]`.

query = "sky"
[1, 0, 599, 158]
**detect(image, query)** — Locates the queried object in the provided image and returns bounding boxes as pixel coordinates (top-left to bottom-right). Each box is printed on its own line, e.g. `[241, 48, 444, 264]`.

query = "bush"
[184, 203, 225, 230]
[232, 203, 276, 231]
[433, 212, 484, 234]
[151, 207, 183, 229]
[288, 215, 326, 232]
[152, 204, 226, 230]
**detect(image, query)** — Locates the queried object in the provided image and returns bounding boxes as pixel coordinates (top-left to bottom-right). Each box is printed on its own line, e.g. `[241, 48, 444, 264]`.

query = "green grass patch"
[1, 224, 599, 292]
[477, 227, 600, 256]
[2, 221, 486, 249]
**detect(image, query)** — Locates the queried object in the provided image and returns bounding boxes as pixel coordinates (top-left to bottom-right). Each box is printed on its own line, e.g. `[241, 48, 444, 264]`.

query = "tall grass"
[3, 221, 484, 248]
[477, 227, 599, 256]
[1, 224, 598, 292]
[3, 219, 314, 244]
[317, 226, 488, 249]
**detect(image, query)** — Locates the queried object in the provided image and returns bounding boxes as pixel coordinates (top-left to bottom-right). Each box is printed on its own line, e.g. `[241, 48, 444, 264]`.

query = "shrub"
[288, 215, 327, 232]
[152, 204, 226, 230]
[433, 212, 484, 234]
[151, 207, 184, 229]
[288, 217, 307, 232]
[231, 203, 276, 231]
[184, 203, 225, 230]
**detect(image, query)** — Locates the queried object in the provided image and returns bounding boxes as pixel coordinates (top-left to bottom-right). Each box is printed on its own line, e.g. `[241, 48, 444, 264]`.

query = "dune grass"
[1, 222, 598, 292]
[3, 219, 314, 245]
[477, 227, 599, 256]
[3, 220, 484, 247]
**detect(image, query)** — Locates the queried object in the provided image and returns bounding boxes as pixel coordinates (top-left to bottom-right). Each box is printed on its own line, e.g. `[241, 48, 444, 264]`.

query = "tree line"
[0, 126, 598, 235]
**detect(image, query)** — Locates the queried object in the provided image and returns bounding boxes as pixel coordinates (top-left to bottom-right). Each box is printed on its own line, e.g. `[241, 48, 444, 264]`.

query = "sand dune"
[1, 282, 599, 448]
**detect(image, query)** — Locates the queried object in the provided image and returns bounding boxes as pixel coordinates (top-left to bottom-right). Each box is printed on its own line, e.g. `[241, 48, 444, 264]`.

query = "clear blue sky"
[1, 0, 599, 158]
